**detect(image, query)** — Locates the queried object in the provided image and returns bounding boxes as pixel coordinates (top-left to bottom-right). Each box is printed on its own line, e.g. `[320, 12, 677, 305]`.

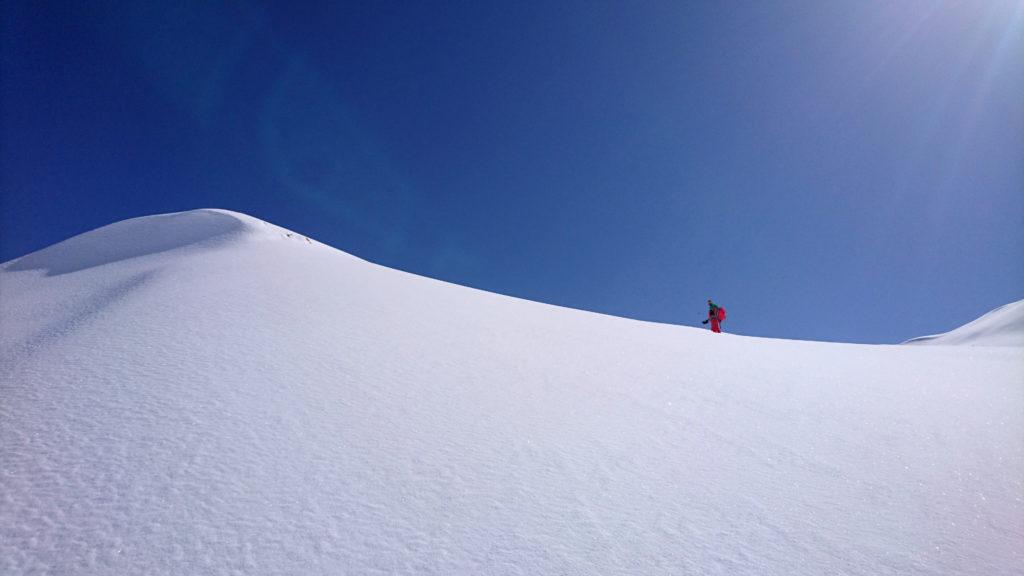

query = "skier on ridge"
[702, 299, 726, 333]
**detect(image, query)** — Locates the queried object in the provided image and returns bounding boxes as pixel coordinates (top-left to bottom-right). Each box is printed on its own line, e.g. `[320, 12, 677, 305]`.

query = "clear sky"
[3, 0, 1022, 344]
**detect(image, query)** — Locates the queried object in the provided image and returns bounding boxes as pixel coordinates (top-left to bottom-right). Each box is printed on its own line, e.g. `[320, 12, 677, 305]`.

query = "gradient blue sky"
[3, 1, 1022, 344]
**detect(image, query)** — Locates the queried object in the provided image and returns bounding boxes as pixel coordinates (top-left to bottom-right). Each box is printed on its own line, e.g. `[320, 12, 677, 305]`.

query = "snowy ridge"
[1, 210, 1022, 576]
[5, 209, 249, 276]
[2, 209, 329, 277]
[903, 299, 1024, 347]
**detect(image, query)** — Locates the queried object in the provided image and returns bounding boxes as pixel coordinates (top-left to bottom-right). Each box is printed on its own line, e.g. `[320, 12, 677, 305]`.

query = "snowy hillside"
[2, 209, 1022, 576]
[904, 299, 1024, 347]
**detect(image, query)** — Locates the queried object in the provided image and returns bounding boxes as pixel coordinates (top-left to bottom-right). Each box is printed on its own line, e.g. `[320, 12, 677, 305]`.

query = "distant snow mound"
[4, 209, 252, 275]
[903, 299, 1024, 347]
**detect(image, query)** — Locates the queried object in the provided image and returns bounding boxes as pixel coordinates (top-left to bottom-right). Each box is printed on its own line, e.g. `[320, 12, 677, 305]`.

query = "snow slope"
[1, 209, 1022, 576]
[903, 299, 1024, 347]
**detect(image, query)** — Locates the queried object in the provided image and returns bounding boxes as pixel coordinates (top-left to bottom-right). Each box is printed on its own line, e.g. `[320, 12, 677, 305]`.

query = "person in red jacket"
[702, 299, 724, 333]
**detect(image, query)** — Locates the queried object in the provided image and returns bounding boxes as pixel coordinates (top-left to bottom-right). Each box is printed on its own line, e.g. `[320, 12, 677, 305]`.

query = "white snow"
[1, 209, 1022, 576]
[904, 299, 1024, 347]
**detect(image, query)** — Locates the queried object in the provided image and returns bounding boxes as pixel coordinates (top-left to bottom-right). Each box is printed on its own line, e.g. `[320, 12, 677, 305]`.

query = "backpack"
[717, 306, 726, 322]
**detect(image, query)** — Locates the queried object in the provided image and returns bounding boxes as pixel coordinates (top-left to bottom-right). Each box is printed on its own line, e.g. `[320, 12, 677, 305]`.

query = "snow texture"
[904, 299, 1024, 347]
[2, 209, 1022, 575]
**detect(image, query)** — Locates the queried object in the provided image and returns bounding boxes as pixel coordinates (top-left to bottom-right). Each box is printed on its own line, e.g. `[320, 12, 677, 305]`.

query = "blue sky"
[2, 0, 1022, 344]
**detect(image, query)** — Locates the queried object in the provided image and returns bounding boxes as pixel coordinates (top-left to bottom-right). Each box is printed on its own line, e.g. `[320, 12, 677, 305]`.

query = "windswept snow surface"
[904, 299, 1024, 347]
[2, 209, 1022, 576]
